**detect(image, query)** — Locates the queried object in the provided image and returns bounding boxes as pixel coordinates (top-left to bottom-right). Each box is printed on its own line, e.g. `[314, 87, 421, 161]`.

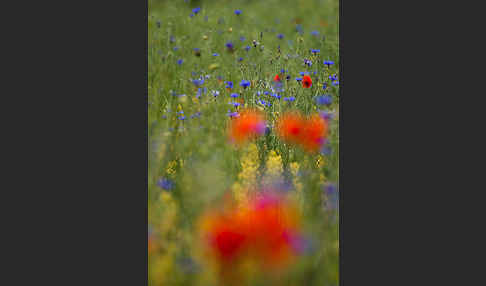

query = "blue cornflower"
[258, 99, 271, 107]
[311, 30, 319, 36]
[212, 90, 220, 97]
[227, 110, 239, 118]
[240, 36, 246, 42]
[324, 60, 334, 67]
[244, 45, 251, 52]
[322, 82, 328, 90]
[238, 57, 244, 62]
[213, 53, 219, 56]
[265, 126, 271, 135]
[324, 183, 338, 196]
[230, 102, 240, 107]
[178, 115, 186, 120]
[280, 69, 285, 74]
[277, 33, 284, 39]
[286, 75, 291, 80]
[315, 95, 332, 106]
[304, 59, 312, 67]
[295, 77, 303, 82]
[332, 81, 339, 86]
[192, 78, 204, 86]
[225, 41, 234, 51]
[173, 46, 179, 51]
[157, 178, 174, 190]
[190, 13, 195, 18]
[284, 96, 295, 102]
[234, 9, 242, 15]
[264, 91, 269, 95]
[192, 7, 201, 14]
[271, 93, 281, 100]
[230, 93, 239, 98]
[329, 74, 338, 81]
[272, 81, 284, 93]
[240, 80, 251, 88]
[313, 71, 318, 76]
[310, 49, 320, 54]
[177, 59, 184, 65]
[194, 48, 200, 52]
[225, 81, 233, 89]
[320, 110, 334, 121]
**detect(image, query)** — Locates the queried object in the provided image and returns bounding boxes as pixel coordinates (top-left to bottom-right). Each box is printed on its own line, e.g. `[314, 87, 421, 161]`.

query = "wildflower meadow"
[148, 0, 339, 285]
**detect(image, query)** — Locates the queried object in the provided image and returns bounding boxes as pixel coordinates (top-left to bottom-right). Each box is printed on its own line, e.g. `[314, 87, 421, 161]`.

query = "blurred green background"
[148, 0, 339, 285]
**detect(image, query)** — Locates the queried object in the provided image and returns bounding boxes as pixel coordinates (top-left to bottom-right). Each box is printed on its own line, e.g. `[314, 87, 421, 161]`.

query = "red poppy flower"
[300, 114, 328, 153]
[276, 111, 328, 153]
[302, 75, 312, 88]
[276, 112, 305, 145]
[198, 192, 302, 271]
[228, 109, 266, 144]
[274, 74, 281, 82]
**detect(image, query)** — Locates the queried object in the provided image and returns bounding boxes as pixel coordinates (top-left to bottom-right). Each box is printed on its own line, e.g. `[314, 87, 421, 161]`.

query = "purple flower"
[157, 178, 174, 190]
[225, 81, 233, 89]
[284, 96, 295, 102]
[240, 80, 251, 88]
[192, 78, 204, 86]
[320, 110, 334, 121]
[192, 7, 201, 14]
[238, 57, 244, 62]
[315, 95, 332, 106]
[230, 93, 239, 98]
[311, 30, 319, 36]
[324, 60, 334, 67]
[240, 36, 246, 42]
[310, 49, 320, 54]
[177, 59, 183, 65]
[295, 77, 303, 82]
[277, 33, 284, 39]
[244, 45, 251, 52]
[227, 110, 239, 118]
[234, 9, 242, 15]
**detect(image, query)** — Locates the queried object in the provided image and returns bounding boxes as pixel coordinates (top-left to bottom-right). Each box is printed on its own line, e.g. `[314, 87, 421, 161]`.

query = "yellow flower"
[166, 160, 177, 175]
[232, 143, 259, 206]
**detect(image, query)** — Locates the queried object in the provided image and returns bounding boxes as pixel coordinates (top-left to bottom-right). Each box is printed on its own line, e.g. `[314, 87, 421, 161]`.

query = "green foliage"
[149, 1, 339, 285]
